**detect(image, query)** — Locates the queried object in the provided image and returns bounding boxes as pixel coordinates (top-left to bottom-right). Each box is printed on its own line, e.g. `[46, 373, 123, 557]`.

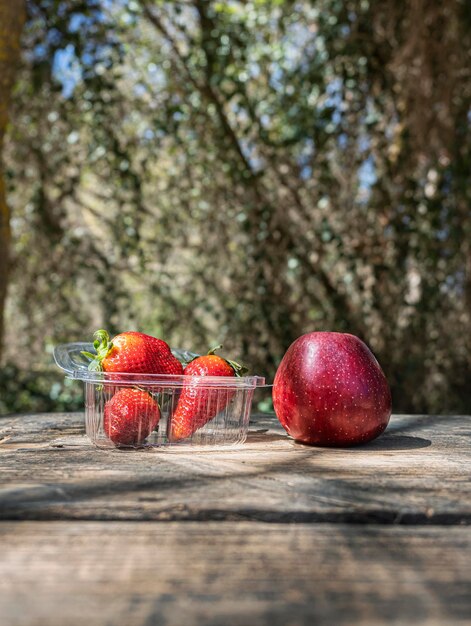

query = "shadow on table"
[252, 413, 462, 450]
[292, 433, 432, 452]
[246, 430, 287, 444]
[354, 434, 432, 451]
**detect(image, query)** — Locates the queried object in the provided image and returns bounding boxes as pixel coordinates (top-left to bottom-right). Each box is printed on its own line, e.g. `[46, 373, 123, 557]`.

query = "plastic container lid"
[54, 342, 267, 389]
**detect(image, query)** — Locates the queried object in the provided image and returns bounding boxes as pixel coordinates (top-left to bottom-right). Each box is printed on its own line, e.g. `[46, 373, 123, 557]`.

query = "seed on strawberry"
[104, 387, 160, 446]
[82, 329, 184, 376]
[170, 345, 247, 441]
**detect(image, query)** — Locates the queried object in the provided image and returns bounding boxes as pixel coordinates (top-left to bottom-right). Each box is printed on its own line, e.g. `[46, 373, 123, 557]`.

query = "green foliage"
[0, 363, 83, 415]
[1, 0, 470, 415]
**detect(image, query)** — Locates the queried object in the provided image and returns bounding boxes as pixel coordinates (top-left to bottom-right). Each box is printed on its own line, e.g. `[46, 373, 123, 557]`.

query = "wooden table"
[0, 412, 469, 626]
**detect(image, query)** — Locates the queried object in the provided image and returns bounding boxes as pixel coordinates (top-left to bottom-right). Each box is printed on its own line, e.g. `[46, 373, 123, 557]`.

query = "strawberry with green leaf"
[82, 329, 184, 376]
[170, 346, 247, 441]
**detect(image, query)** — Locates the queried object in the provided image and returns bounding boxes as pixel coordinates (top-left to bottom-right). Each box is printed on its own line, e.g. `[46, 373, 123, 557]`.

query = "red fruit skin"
[104, 388, 160, 446]
[103, 332, 183, 376]
[272, 332, 392, 447]
[171, 355, 236, 441]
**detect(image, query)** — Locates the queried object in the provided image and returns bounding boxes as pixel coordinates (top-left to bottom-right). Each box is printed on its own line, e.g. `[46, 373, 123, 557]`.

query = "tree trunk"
[0, 0, 25, 361]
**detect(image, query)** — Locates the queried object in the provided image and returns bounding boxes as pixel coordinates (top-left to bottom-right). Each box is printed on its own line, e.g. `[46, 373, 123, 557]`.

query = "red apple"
[272, 332, 391, 447]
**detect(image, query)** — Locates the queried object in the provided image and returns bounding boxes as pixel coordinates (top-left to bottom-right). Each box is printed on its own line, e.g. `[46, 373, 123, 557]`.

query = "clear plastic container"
[54, 342, 266, 450]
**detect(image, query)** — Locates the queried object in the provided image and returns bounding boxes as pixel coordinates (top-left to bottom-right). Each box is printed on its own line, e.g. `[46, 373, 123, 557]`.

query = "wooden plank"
[0, 413, 470, 523]
[0, 521, 469, 626]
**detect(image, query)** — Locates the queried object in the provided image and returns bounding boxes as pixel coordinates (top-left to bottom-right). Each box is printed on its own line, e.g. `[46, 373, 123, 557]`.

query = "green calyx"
[81, 329, 114, 372]
[207, 344, 223, 356]
[207, 344, 248, 377]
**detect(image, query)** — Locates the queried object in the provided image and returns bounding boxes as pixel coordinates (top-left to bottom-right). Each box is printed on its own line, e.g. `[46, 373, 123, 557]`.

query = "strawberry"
[170, 346, 247, 441]
[104, 387, 160, 446]
[82, 329, 184, 376]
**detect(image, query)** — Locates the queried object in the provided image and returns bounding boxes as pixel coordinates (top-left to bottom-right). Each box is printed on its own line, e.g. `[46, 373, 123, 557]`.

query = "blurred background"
[0, 0, 470, 416]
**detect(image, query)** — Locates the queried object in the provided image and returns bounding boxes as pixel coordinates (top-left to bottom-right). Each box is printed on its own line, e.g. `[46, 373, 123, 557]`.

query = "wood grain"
[0, 412, 470, 523]
[0, 521, 469, 626]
